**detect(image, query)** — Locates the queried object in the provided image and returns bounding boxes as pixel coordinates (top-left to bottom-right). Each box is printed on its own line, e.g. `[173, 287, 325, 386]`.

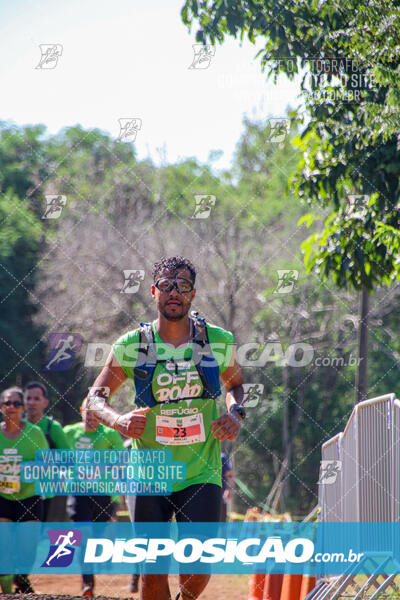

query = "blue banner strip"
[1, 522, 400, 574]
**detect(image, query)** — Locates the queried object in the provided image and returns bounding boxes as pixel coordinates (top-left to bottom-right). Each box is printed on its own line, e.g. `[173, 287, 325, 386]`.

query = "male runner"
[24, 381, 71, 521]
[0, 387, 49, 594]
[64, 402, 124, 597]
[87, 256, 246, 600]
[220, 451, 234, 522]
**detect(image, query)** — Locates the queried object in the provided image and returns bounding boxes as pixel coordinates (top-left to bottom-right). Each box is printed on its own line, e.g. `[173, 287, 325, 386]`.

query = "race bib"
[75, 437, 94, 449]
[0, 474, 20, 495]
[156, 414, 205, 445]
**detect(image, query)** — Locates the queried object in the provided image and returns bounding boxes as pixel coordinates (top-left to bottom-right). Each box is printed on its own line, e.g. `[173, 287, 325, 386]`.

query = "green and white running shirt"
[35, 416, 71, 499]
[0, 421, 49, 500]
[113, 321, 234, 492]
[63, 422, 124, 451]
[36, 416, 71, 450]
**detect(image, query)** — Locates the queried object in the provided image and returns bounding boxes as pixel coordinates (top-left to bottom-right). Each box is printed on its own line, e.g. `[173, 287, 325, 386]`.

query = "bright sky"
[0, 0, 301, 169]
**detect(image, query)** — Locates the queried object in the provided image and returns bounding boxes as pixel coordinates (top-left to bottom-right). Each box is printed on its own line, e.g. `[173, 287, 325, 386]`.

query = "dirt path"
[0, 573, 250, 599]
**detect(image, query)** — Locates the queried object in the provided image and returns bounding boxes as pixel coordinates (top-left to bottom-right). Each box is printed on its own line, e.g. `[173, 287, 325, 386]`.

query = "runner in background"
[63, 400, 124, 598]
[220, 451, 234, 522]
[0, 387, 49, 594]
[24, 381, 71, 521]
[124, 437, 140, 595]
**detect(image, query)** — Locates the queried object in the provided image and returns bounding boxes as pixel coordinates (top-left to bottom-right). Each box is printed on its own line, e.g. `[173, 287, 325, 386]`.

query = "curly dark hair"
[152, 256, 196, 284]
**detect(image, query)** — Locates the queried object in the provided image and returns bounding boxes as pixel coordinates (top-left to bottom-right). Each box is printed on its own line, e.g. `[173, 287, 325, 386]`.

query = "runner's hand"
[114, 408, 149, 438]
[211, 412, 241, 441]
[223, 488, 233, 501]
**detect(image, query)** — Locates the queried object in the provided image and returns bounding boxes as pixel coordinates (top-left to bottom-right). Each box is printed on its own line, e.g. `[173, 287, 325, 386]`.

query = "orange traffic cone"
[246, 508, 264, 600]
[263, 573, 283, 600]
[279, 574, 303, 600]
[299, 575, 316, 600]
[249, 573, 266, 600]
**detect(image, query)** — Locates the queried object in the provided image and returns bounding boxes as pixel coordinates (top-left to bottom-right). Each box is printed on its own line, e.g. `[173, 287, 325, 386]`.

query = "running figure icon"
[46, 531, 77, 566]
[43, 334, 81, 371]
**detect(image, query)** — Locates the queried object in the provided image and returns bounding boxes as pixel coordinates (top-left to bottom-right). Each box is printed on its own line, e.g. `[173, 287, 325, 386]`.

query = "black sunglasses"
[2, 400, 23, 407]
[155, 277, 194, 293]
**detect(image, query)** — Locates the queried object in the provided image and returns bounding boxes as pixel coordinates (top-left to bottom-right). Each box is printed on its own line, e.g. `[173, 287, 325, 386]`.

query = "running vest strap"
[133, 312, 221, 407]
[45, 416, 56, 450]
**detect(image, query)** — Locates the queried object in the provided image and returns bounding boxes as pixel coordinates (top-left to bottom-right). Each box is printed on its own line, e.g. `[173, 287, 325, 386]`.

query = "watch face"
[232, 406, 245, 419]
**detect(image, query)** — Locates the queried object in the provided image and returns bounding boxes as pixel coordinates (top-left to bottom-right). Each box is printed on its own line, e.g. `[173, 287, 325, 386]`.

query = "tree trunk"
[355, 286, 369, 404]
[282, 365, 290, 504]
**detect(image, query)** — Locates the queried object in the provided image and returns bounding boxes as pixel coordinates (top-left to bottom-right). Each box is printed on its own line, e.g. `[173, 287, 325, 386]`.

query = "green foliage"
[1, 118, 398, 515]
[233, 117, 305, 227]
[44, 125, 140, 214]
[180, 7, 400, 515]
[0, 190, 45, 384]
[300, 195, 400, 290]
[181, 0, 400, 290]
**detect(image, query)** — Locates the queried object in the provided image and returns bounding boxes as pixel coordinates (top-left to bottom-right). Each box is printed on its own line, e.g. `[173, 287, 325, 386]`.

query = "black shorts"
[0, 495, 43, 521]
[131, 483, 222, 522]
[67, 495, 113, 522]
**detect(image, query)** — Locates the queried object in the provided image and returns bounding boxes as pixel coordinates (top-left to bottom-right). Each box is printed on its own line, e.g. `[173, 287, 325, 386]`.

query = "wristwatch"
[229, 405, 246, 420]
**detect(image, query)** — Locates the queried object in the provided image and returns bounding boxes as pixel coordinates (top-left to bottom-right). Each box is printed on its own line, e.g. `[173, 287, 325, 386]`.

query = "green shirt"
[0, 420, 49, 500]
[113, 321, 234, 492]
[36, 416, 71, 450]
[35, 416, 71, 498]
[64, 422, 124, 451]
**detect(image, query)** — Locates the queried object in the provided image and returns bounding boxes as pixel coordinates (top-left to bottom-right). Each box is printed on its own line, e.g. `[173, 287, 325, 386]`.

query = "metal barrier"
[315, 393, 400, 599]
[320, 393, 396, 523]
[319, 433, 343, 522]
[391, 399, 400, 522]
